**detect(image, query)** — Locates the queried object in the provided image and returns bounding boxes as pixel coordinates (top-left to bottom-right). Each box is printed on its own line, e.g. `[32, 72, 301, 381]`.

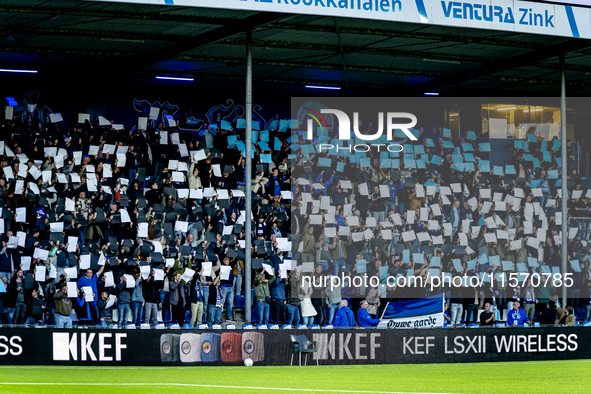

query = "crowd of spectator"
[0, 106, 588, 330]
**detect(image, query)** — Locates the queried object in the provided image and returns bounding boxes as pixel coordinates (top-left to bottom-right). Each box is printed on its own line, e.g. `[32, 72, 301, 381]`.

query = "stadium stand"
[0, 108, 588, 330]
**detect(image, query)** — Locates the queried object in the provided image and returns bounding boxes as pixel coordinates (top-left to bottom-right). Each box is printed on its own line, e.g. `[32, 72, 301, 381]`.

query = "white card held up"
[220, 265, 232, 280]
[138, 223, 149, 238]
[65, 198, 75, 212]
[124, 274, 136, 288]
[35, 266, 46, 282]
[120, 209, 131, 223]
[78, 113, 90, 123]
[34, 248, 49, 261]
[140, 266, 151, 280]
[154, 269, 165, 281]
[149, 107, 160, 120]
[14, 179, 24, 195]
[49, 113, 63, 123]
[402, 230, 416, 242]
[104, 272, 115, 287]
[174, 221, 188, 233]
[50, 222, 64, 233]
[2, 166, 13, 180]
[83, 286, 94, 302]
[181, 268, 195, 283]
[358, 183, 369, 196]
[212, 164, 222, 177]
[67, 282, 77, 297]
[20, 256, 31, 270]
[202, 262, 212, 277]
[80, 255, 91, 269]
[64, 267, 77, 280]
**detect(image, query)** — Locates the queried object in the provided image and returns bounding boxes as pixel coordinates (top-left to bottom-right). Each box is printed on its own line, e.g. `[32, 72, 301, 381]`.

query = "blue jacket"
[333, 306, 355, 328]
[507, 307, 529, 326]
[269, 255, 285, 301]
[358, 308, 380, 328]
[383, 180, 403, 202]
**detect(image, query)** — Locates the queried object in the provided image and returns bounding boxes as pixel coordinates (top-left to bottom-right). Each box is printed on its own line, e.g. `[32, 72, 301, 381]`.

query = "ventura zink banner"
[0, 327, 590, 366]
[94, 0, 591, 40]
[378, 294, 444, 329]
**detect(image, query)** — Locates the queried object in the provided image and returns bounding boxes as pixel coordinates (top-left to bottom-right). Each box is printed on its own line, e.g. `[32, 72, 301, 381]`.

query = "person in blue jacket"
[333, 300, 355, 328]
[358, 300, 381, 328]
[507, 301, 530, 326]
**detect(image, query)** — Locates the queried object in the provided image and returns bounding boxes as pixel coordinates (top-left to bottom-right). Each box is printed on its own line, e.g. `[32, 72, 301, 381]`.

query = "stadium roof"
[2, 0, 591, 96]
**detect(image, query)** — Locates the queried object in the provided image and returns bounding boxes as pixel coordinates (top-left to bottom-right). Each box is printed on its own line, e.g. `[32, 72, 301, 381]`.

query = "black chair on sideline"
[290, 334, 318, 366]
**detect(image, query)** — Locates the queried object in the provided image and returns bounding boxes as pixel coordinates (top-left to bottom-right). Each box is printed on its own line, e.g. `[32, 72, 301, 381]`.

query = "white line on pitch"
[0, 383, 456, 394]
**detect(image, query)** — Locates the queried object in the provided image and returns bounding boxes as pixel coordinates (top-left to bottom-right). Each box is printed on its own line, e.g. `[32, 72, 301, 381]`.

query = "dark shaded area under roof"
[1, 0, 590, 97]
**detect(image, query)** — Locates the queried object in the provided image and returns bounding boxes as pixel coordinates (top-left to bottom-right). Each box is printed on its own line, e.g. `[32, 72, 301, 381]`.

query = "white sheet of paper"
[120, 209, 131, 223]
[154, 269, 165, 281]
[78, 113, 90, 123]
[14, 180, 24, 195]
[35, 266, 46, 282]
[149, 107, 160, 120]
[125, 274, 136, 288]
[140, 265, 151, 280]
[104, 272, 114, 287]
[105, 296, 116, 309]
[19, 256, 31, 271]
[181, 268, 195, 283]
[202, 262, 212, 277]
[49, 222, 64, 233]
[83, 286, 94, 302]
[98, 116, 110, 126]
[2, 166, 13, 180]
[175, 221, 188, 233]
[67, 282, 78, 297]
[220, 265, 232, 280]
[138, 223, 149, 238]
[212, 164, 222, 177]
[34, 248, 49, 260]
[80, 255, 91, 269]
[193, 150, 206, 161]
[172, 171, 184, 182]
[262, 263, 274, 276]
[64, 267, 77, 280]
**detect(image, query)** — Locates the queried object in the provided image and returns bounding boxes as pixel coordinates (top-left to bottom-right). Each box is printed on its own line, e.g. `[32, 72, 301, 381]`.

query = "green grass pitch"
[0, 361, 588, 394]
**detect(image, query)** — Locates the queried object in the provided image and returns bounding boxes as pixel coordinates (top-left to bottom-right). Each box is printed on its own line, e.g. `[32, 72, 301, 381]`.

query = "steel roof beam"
[401, 39, 591, 96]
[268, 22, 540, 49]
[0, 5, 235, 25]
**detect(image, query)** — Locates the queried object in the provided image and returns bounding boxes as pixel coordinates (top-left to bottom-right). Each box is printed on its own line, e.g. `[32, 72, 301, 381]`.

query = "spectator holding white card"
[131, 273, 144, 327]
[97, 291, 116, 327]
[76, 264, 104, 325]
[168, 271, 187, 325]
[75, 287, 93, 325]
[143, 271, 161, 325]
[10, 269, 26, 324]
[254, 267, 276, 325]
[25, 288, 45, 325]
[116, 274, 132, 328]
[54, 284, 73, 328]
